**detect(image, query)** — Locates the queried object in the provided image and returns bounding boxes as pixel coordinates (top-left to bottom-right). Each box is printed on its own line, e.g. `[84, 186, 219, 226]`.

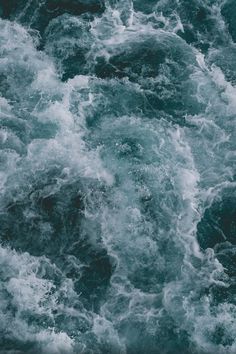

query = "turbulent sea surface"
[0, 0, 235, 353]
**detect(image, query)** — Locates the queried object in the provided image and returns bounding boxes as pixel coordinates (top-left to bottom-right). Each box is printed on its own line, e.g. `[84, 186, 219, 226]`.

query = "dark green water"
[0, 0, 235, 353]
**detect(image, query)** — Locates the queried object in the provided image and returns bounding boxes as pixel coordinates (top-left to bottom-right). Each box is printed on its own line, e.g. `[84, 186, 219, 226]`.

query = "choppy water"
[0, 0, 235, 353]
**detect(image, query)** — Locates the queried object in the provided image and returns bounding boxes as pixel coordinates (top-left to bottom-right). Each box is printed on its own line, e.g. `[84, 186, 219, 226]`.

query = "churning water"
[0, 0, 235, 353]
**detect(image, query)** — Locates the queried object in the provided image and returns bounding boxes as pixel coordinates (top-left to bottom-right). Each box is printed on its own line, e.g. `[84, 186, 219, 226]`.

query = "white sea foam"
[0, 0, 235, 352]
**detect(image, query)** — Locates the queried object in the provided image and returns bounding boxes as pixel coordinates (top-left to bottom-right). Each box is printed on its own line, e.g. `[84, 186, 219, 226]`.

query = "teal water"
[0, 0, 235, 353]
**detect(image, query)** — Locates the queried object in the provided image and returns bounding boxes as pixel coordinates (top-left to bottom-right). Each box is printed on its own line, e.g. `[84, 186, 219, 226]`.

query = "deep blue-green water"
[0, 0, 235, 353]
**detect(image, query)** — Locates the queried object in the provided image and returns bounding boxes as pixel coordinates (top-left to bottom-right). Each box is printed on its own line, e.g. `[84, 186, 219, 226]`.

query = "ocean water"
[0, 0, 235, 353]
